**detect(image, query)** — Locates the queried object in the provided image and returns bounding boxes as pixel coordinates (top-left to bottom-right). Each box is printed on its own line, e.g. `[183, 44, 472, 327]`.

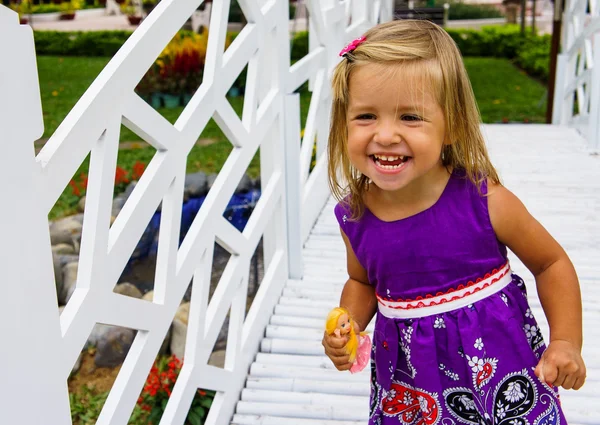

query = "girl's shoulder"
[334, 197, 353, 229]
[333, 196, 368, 235]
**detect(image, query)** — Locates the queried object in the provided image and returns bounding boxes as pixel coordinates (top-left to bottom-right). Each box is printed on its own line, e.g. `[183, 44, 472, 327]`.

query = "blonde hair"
[325, 307, 359, 362]
[328, 20, 500, 219]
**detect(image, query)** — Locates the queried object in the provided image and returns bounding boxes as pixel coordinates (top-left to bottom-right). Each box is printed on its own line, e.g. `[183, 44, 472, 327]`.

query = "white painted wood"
[191, 2, 211, 32]
[241, 389, 367, 406]
[553, 0, 600, 150]
[0, 0, 337, 423]
[232, 415, 365, 425]
[284, 94, 304, 279]
[245, 377, 370, 396]
[0, 9, 71, 425]
[236, 401, 369, 421]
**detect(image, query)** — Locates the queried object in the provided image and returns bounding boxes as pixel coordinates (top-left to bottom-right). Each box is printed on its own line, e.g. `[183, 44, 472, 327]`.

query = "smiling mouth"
[370, 154, 411, 170]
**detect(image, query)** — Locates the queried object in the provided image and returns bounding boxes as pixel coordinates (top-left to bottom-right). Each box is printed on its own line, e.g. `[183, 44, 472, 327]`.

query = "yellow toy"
[325, 307, 371, 372]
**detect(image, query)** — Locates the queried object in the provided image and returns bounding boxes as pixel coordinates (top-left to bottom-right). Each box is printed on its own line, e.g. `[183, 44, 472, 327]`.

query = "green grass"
[38, 55, 546, 218]
[464, 57, 547, 123]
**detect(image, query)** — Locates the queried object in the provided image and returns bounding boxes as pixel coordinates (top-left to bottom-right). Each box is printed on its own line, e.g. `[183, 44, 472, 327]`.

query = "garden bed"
[25, 7, 105, 22]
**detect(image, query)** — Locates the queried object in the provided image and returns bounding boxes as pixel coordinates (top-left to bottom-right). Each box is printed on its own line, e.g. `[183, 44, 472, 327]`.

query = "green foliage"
[513, 34, 552, 81]
[31, 4, 63, 13]
[446, 25, 551, 81]
[291, 30, 309, 62]
[69, 357, 215, 425]
[447, 25, 524, 57]
[440, 0, 504, 20]
[34, 30, 133, 56]
[69, 386, 110, 425]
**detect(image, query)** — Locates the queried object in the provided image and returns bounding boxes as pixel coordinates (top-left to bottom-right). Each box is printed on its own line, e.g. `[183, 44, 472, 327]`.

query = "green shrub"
[446, 25, 524, 57]
[440, 0, 504, 20]
[31, 4, 63, 13]
[513, 34, 551, 81]
[447, 26, 550, 81]
[34, 30, 133, 56]
[291, 30, 309, 61]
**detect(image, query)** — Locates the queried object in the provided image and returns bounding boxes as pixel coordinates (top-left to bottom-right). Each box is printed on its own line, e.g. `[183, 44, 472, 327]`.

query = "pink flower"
[339, 36, 366, 57]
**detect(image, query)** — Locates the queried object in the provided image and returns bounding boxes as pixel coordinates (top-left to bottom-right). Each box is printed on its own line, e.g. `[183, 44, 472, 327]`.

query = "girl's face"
[346, 63, 448, 194]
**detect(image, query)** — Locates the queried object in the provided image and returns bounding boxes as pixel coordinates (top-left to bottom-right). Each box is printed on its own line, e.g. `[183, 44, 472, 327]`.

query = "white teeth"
[374, 154, 403, 161]
[374, 159, 404, 170]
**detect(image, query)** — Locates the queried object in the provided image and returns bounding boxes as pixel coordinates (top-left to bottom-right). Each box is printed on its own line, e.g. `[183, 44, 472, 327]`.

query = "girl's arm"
[488, 182, 586, 390]
[339, 230, 378, 332]
[322, 229, 377, 371]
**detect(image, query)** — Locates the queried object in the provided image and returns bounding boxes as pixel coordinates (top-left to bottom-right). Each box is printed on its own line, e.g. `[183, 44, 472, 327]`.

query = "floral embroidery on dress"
[466, 355, 498, 389]
[444, 369, 538, 425]
[382, 381, 441, 425]
[474, 338, 484, 350]
[440, 363, 460, 381]
[524, 323, 545, 352]
[399, 324, 417, 379]
[434, 317, 446, 329]
[532, 394, 561, 425]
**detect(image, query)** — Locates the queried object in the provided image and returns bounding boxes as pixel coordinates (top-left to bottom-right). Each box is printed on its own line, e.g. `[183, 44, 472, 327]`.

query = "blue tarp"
[129, 189, 261, 264]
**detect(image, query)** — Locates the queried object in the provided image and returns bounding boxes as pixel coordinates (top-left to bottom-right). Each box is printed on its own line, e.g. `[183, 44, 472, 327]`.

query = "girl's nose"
[373, 120, 401, 145]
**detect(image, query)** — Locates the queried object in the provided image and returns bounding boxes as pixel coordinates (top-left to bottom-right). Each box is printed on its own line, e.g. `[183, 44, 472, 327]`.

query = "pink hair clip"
[339, 36, 366, 57]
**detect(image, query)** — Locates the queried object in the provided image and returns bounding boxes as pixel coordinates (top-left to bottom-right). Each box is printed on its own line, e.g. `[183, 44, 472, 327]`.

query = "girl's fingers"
[561, 374, 577, 390]
[551, 367, 567, 388]
[534, 357, 545, 381]
[573, 375, 586, 390]
[325, 345, 350, 358]
[542, 360, 559, 387]
[323, 332, 348, 349]
[336, 362, 353, 371]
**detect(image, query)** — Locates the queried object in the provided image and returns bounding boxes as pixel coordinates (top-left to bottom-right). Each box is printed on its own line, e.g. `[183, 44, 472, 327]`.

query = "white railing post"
[552, 53, 567, 125]
[552, 0, 600, 151]
[588, 32, 600, 153]
[380, 0, 394, 22]
[284, 94, 304, 279]
[0, 8, 71, 424]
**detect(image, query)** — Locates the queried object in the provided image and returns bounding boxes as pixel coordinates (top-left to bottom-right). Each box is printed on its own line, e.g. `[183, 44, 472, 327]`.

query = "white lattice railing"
[552, 0, 600, 152]
[0, 1, 391, 424]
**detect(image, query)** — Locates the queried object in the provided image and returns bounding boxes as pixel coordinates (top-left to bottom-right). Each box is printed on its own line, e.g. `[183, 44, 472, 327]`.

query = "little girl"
[322, 20, 586, 424]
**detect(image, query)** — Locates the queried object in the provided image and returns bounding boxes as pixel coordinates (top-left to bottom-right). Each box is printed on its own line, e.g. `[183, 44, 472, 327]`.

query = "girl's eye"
[402, 114, 422, 122]
[341, 323, 346, 327]
[356, 114, 376, 120]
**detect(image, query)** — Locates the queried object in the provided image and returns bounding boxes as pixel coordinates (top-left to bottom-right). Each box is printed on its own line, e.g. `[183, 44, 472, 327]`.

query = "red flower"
[132, 161, 146, 180]
[69, 179, 81, 197]
[115, 166, 130, 185]
[80, 173, 88, 190]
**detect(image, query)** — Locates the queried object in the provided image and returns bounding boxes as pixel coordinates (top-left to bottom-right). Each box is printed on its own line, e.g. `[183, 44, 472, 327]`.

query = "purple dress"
[334, 170, 566, 425]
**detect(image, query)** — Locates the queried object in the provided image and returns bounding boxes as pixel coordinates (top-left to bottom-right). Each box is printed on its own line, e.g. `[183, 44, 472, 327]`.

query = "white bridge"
[0, 0, 598, 424]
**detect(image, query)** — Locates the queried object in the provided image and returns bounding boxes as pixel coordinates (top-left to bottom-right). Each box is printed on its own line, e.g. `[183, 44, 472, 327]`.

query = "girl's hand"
[534, 340, 586, 390]
[322, 331, 353, 371]
[322, 321, 361, 371]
